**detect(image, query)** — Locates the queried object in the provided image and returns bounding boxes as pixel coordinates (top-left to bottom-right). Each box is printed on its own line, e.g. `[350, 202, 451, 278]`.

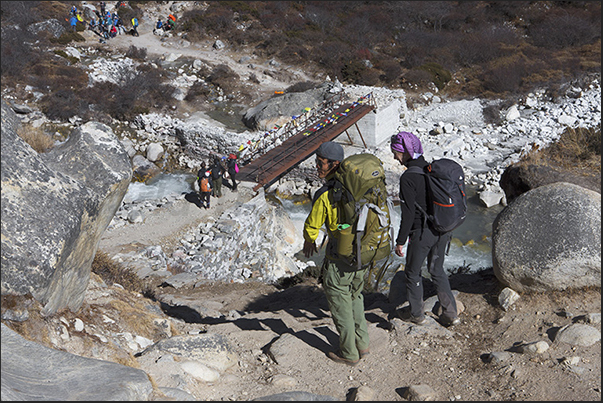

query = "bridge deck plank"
[237, 102, 374, 190]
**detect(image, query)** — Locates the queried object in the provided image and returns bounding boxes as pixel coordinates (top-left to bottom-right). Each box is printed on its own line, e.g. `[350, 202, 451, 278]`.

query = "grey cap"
[316, 141, 344, 162]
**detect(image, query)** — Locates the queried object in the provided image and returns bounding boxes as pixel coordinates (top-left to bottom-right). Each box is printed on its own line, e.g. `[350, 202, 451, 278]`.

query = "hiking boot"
[358, 348, 370, 359]
[396, 309, 426, 325]
[409, 315, 427, 325]
[327, 351, 359, 366]
[440, 315, 461, 327]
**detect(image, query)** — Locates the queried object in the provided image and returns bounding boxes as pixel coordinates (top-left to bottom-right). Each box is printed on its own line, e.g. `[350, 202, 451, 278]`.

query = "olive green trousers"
[322, 259, 369, 361]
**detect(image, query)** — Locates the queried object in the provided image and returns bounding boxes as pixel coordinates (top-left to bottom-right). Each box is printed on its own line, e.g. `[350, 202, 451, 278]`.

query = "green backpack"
[331, 153, 393, 271]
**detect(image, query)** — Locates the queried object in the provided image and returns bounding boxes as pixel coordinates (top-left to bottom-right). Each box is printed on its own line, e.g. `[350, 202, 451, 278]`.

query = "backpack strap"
[404, 165, 429, 237]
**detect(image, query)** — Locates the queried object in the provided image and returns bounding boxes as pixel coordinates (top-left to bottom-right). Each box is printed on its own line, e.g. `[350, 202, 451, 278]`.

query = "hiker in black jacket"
[390, 131, 459, 327]
[210, 157, 224, 197]
[226, 154, 238, 191]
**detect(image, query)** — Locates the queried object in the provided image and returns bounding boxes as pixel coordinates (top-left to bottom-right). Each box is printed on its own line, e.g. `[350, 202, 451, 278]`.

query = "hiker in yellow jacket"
[303, 141, 370, 366]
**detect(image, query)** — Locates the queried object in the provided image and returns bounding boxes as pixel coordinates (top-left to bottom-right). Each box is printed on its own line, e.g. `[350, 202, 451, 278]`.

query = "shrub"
[375, 57, 402, 85]
[40, 89, 83, 121]
[520, 125, 601, 172]
[92, 251, 147, 293]
[454, 26, 519, 67]
[418, 62, 452, 90]
[49, 31, 86, 45]
[179, 8, 206, 40]
[207, 64, 240, 93]
[401, 68, 433, 91]
[184, 81, 211, 102]
[125, 45, 147, 61]
[285, 81, 320, 93]
[1, 28, 39, 78]
[277, 44, 309, 65]
[0, 1, 40, 26]
[197, 6, 234, 34]
[341, 59, 367, 84]
[359, 68, 381, 86]
[528, 12, 600, 50]
[32, 58, 88, 92]
[481, 57, 526, 95]
[16, 124, 55, 153]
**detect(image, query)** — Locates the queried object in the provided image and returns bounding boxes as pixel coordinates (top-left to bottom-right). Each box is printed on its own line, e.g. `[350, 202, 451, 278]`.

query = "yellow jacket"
[303, 183, 339, 244]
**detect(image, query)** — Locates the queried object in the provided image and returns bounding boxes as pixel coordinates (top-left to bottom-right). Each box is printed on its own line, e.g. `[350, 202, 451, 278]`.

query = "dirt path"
[87, 18, 319, 101]
[98, 183, 255, 258]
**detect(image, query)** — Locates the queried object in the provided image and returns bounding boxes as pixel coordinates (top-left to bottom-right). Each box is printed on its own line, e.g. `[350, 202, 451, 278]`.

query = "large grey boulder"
[492, 182, 601, 293]
[1, 100, 132, 315]
[1, 323, 153, 401]
[242, 84, 331, 130]
[500, 163, 601, 203]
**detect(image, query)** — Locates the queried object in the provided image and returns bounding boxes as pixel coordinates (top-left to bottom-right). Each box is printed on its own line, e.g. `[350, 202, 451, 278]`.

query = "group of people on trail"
[70, 1, 140, 42]
[303, 132, 462, 366]
[195, 154, 239, 209]
[153, 13, 176, 34]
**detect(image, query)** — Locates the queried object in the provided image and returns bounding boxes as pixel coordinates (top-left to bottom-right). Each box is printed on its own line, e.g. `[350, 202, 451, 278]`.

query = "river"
[124, 173, 503, 287]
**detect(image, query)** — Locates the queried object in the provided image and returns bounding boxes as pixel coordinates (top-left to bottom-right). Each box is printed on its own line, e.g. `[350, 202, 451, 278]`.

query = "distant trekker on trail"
[153, 18, 163, 34]
[69, 14, 77, 32]
[131, 16, 139, 36]
[390, 131, 460, 327]
[303, 141, 393, 366]
[210, 157, 225, 198]
[198, 171, 212, 209]
[227, 154, 238, 192]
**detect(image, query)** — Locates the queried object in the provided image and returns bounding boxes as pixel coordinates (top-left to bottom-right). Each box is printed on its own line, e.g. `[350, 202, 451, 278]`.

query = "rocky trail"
[90, 7, 602, 401]
[2, 2, 600, 401]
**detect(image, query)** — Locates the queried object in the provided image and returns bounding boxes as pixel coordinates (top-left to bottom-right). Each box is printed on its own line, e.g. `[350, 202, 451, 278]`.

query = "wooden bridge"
[237, 93, 375, 191]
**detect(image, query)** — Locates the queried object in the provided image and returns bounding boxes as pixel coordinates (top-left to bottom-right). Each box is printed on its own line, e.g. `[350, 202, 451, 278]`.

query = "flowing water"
[277, 185, 502, 274]
[123, 172, 196, 203]
[124, 174, 503, 289]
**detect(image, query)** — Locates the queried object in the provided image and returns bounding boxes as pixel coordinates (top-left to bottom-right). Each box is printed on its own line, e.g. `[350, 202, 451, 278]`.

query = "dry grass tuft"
[520, 125, 601, 172]
[17, 124, 55, 153]
[91, 251, 148, 293]
[107, 298, 163, 339]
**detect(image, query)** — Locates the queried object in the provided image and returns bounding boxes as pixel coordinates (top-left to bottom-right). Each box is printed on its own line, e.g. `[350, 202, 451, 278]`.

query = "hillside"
[1, 1, 601, 401]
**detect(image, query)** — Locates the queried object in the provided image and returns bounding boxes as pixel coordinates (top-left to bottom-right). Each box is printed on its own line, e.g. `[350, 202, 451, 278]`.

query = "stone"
[1, 101, 132, 315]
[350, 385, 376, 401]
[518, 340, 549, 354]
[498, 287, 520, 311]
[555, 324, 601, 347]
[500, 163, 600, 203]
[479, 190, 504, 208]
[1, 323, 152, 401]
[144, 333, 238, 372]
[492, 183, 601, 293]
[404, 384, 438, 401]
[146, 143, 165, 162]
[180, 360, 220, 382]
[505, 105, 520, 121]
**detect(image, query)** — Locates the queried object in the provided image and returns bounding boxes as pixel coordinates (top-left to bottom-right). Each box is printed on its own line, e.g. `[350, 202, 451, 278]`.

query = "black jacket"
[396, 156, 429, 246]
[227, 158, 237, 174]
[211, 162, 224, 179]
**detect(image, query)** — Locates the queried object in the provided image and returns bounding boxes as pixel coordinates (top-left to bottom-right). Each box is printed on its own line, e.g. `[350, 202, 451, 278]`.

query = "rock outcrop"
[1, 100, 132, 315]
[500, 162, 601, 203]
[242, 84, 333, 130]
[1, 323, 153, 401]
[492, 182, 601, 293]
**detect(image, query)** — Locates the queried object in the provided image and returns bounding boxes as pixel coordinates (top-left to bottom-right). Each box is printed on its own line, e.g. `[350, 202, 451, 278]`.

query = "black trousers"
[404, 227, 457, 319]
[228, 170, 237, 190]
